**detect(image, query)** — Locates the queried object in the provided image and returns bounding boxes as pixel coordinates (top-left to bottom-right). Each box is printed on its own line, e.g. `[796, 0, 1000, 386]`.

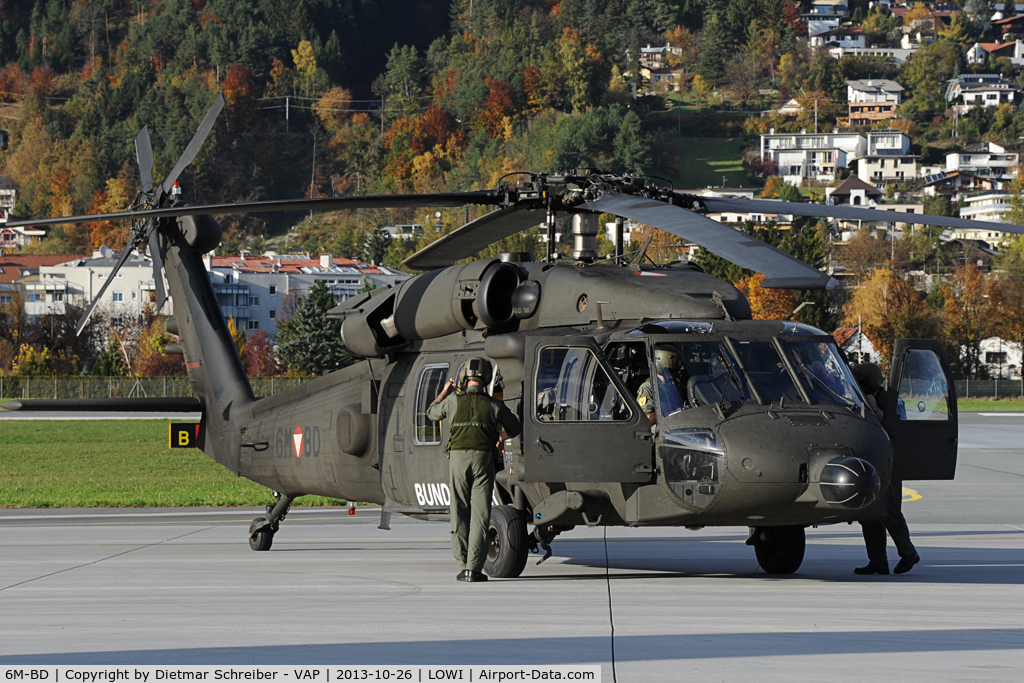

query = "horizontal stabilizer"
[2, 397, 202, 412]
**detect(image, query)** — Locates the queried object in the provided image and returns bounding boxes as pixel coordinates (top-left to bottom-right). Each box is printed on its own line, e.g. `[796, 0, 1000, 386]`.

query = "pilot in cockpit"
[637, 347, 689, 424]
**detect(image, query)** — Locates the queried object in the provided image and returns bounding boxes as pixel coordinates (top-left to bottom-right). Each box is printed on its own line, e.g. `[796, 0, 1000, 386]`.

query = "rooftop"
[830, 174, 883, 196]
[0, 254, 84, 284]
[208, 254, 389, 276]
[846, 78, 904, 93]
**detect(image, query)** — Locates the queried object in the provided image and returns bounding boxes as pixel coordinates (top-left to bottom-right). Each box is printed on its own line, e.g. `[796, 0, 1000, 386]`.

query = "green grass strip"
[0, 420, 346, 508]
[957, 399, 1024, 411]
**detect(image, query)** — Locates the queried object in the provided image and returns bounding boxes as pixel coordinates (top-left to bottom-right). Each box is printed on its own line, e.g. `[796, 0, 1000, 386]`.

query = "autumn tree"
[244, 330, 283, 376]
[941, 265, 994, 379]
[737, 273, 796, 320]
[292, 40, 328, 97]
[136, 318, 186, 377]
[629, 222, 685, 264]
[843, 267, 938, 370]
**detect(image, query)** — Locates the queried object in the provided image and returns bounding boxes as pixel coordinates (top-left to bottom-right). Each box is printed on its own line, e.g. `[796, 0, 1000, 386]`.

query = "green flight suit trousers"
[449, 449, 495, 572]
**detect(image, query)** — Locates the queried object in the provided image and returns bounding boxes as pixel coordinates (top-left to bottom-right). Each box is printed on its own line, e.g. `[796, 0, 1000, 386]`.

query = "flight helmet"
[458, 356, 493, 388]
[852, 362, 883, 393]
[654, 347, 682, 374]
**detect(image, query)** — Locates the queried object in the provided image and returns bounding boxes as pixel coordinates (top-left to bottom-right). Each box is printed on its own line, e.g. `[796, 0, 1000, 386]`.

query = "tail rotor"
[75, 92, 226, 335]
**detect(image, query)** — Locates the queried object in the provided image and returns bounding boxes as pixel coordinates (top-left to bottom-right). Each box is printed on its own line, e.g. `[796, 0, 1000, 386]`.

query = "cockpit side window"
[413, 363, 449, 445]
[605, 341, 650, 397]
[536, 347, 632, 422]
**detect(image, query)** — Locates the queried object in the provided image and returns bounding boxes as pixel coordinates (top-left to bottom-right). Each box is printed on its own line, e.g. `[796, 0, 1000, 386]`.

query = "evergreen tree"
[697, 12, 730, 87]
[275, 281, 350, 376]
[614, 110, 651, 174]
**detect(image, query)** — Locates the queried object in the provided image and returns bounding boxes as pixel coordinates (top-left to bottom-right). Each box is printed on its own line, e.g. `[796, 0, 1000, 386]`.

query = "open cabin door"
[523, 338, 653, 483]
[884, 339, 958, 480]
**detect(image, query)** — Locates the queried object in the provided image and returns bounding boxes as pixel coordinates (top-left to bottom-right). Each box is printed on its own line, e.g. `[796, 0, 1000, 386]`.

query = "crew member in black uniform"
[853, 362, 921, 576]
[427, 356, 521, 582]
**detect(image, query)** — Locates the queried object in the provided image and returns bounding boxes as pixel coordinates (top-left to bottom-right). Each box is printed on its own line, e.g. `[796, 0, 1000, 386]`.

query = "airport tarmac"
[1, 413, 1022, 680]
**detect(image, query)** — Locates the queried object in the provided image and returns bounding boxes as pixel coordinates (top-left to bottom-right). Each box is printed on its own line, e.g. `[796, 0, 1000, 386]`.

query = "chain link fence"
[0, 376, 311, 400]
[954, 379, 1024, 400]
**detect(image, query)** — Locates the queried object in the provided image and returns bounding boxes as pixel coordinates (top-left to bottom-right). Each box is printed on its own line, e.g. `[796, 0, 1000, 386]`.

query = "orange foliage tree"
[736, 273, 796, 320]
[843, 266, 938, 370]
[940, 265, 994, 379]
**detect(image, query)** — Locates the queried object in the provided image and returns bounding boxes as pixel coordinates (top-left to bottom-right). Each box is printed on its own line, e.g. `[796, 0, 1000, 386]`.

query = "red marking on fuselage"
[186, 362, 200, 369]
[292, 427, 303, 458]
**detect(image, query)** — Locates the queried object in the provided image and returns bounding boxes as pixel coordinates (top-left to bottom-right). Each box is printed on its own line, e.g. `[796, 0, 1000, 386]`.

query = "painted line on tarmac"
[978, 412, 1024, 417]
[0, 414, 203, 420]
[903, 487, 922, 502]
[0, 508, 373, 521]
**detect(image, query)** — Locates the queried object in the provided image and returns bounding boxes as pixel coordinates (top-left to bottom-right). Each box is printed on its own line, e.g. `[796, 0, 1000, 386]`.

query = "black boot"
[893, 552, 920, 575]
[854, 562, 889, 575]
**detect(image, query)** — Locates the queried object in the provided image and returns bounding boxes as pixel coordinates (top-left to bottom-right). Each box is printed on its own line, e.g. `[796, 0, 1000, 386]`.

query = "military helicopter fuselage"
[3, 96, 964, 574]
[155, 216, 920, 573]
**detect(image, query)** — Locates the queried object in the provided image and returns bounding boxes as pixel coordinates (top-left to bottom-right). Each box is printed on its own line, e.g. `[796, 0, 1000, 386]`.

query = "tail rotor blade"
[76, 244, 137, 335]
[135, 126, 155, 196]
[148, 226, 168, 311]
[160, 92, 225, 195]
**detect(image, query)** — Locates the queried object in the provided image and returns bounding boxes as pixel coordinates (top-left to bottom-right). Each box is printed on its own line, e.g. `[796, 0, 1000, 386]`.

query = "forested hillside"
[0, 0, 698, 263]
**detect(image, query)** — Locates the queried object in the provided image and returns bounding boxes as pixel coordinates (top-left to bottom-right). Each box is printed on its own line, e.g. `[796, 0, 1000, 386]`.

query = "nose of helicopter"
[819, 456, 881, 509]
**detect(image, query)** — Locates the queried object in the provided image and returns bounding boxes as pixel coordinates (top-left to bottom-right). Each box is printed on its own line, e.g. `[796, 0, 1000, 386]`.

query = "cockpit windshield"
[781, 340, 864, 408]
[652, 341, 752, 414]
[645, 335, 864, 411]
[730, 340, 803, 403]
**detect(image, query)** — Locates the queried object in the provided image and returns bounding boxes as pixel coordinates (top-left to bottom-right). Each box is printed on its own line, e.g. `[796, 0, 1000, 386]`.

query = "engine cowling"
[339, 258, 525, 358]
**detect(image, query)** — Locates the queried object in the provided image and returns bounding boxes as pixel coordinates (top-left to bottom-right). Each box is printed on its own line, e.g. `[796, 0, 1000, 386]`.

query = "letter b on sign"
[169, 422, 200, 449]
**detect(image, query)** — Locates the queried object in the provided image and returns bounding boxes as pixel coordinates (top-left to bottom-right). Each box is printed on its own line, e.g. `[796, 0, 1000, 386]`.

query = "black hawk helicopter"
[4, 94, 999, 575]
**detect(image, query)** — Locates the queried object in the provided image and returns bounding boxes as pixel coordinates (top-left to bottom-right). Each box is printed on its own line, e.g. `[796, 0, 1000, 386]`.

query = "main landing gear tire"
[751, 525, 805, 574]
[484, 505, 529, 578]
[249, 516, 275, 551]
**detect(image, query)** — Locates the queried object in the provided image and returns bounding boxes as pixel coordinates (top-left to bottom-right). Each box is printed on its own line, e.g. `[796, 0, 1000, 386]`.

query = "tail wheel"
[484, 505, 529, 578]
[751, 525, 805, 574]
[249, 516, 274, 551]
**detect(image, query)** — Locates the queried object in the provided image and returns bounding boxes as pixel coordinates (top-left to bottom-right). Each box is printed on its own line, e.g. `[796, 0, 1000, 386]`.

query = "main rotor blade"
[1, 192, 503, 229]
[148, 226, 168, 311]
[76, 245, 137, 335]
[699, 196, 1024, 234]
[135, 126, 155, 195]
[403, 206, 548, 270]
[583, 195, 836, 290]
[160, 92, 226, 196]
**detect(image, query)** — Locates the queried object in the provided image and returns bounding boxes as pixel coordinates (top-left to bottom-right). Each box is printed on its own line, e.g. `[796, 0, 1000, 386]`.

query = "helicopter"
[3, 94, 1002, 576]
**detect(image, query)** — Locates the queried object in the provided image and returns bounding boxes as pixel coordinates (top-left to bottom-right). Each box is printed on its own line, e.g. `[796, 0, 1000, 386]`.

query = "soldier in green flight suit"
[637, 347, 689, 424]
[427, 356, 521, 582]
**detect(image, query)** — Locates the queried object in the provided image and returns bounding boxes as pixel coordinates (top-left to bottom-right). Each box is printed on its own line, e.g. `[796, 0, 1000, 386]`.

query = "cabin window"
[414, 363, 450, 445]
[896, 349, 950, 421]
[535, 347, 631, 422]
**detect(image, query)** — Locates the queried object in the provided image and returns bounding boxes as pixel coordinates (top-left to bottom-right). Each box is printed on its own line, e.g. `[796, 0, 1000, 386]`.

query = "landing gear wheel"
[751, 525, 805, 574]
[484, 505, 529, 578]
[249, 516, 275, 551]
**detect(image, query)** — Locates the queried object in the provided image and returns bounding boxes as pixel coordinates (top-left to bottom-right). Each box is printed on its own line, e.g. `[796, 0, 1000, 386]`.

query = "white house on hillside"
[854, 130, 918, 186]
[945, 142, 1018, 182]
[967, 40, 1024, 65]
[945, 74, 1021, 112]
[760, 131, 866, 186]
[846, 79, 904, 126]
